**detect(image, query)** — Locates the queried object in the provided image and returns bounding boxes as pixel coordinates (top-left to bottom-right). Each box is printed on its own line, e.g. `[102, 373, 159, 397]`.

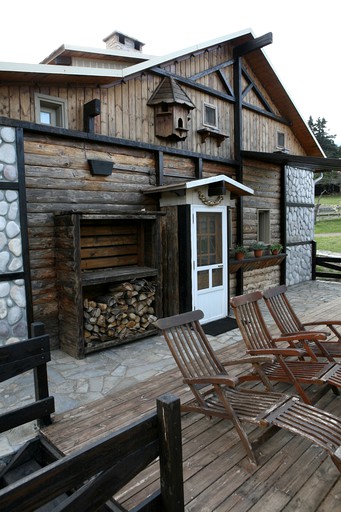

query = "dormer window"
[203, 103, 218, 129]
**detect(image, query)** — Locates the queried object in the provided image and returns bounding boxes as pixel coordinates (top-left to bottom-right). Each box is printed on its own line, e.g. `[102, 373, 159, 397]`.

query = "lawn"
[314, 193, 341, 206]
[314, 218, 341, 234]
[314, 205, 341, 252]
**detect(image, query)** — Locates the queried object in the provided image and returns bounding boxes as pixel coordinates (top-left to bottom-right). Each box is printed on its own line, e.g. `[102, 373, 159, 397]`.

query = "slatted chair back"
[156, 310, 225, 381]
[263, 284, 303, 333]
[230, 291, 274, 352]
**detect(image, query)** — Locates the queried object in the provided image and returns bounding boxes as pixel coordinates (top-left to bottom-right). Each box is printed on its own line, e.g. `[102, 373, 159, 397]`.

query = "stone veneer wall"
[0, 125, 27, 345]
[285, 166, 314, 286]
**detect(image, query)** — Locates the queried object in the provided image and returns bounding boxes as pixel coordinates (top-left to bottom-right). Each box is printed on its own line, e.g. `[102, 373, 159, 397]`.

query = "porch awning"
[144, 174, 254, 197]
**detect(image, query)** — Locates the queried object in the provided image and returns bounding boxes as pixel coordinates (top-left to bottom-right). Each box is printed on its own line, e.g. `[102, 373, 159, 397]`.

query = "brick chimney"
[103, 31, 144, 53]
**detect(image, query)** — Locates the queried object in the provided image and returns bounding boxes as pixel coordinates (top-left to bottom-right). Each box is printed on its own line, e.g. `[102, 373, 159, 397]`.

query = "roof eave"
[144, 174, 254, 197]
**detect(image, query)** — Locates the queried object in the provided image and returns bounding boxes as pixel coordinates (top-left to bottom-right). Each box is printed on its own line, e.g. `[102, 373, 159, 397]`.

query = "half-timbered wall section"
[0, 41, 307, 160]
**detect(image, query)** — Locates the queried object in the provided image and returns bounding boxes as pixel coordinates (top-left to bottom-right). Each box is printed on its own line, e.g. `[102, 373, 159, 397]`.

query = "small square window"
[277, 131, 285, 149]
[35, 93, 68, 128]
[203, 103, 218, 129]
[258, 209, 270, 244]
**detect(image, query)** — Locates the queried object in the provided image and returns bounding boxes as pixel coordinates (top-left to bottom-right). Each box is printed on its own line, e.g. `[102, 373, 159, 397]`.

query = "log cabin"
[1, 28, 341, 357]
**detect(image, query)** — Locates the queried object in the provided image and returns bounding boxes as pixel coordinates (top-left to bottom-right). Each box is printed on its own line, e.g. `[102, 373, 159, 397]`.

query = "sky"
[1, 0, 340, 143]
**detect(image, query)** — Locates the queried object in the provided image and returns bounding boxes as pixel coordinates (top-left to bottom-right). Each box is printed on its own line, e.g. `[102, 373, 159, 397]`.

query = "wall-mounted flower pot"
[88, 159, 113, 176]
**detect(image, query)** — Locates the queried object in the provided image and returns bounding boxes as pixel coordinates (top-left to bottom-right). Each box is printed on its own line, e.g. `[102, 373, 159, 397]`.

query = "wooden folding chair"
[156, 310, 341, 470]
[230, 291, 341, 405]
[263, 284, 341, 362]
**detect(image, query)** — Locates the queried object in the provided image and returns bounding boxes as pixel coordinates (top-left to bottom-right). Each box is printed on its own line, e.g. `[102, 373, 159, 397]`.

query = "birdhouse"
[147, 77, 195, 141]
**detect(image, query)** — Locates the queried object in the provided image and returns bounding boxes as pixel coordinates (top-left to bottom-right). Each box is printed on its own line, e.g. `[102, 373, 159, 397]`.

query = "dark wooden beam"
[155, 151, 164, 186]
[83, 99, 101, 133]
[233, 33, 273, 58]
[151, 67, 235, 103]
[0, 116, 240, 168]
[195, 157, 203, 179]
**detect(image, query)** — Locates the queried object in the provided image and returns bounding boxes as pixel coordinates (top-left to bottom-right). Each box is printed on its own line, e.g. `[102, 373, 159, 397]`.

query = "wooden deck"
[41, 298, 341, 511]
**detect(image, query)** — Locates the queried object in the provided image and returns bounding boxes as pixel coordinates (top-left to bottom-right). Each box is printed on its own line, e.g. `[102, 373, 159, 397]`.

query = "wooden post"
[31, 322, 53, 427]
[157, 394, 184, 512]
[312, 240, 317, 280]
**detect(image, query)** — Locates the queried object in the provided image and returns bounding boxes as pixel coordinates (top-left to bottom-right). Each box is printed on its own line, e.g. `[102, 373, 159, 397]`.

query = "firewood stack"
[83, 279, 157, 346]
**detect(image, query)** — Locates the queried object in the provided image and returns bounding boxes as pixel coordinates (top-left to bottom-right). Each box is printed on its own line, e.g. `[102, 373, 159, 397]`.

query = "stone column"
[285, 166, 314, 285]
[0, 126, 27, 345]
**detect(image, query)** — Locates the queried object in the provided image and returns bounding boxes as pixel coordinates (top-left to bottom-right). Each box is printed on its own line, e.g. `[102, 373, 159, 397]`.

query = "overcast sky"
[1, 0, 340, 143]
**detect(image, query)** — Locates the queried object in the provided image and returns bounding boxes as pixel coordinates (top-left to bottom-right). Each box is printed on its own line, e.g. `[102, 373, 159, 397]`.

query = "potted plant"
[249, 242, 266, 258]
[232, 244, 248, 260]
[270, 243, 283, 255]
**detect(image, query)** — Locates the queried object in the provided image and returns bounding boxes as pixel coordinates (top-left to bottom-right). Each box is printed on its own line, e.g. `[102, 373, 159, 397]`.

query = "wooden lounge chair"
[263, 284, 341, 362]
[155, 310, 341, 470]
[230, 291, 341, 405]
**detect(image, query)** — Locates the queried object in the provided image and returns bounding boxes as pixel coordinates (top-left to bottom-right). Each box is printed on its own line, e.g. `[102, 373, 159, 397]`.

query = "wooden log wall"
[241, 160, 281, 246]
[24, 133, 158, 347]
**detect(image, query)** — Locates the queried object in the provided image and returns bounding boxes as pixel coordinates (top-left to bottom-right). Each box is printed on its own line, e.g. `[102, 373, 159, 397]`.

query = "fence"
[312, 241, 341, 281]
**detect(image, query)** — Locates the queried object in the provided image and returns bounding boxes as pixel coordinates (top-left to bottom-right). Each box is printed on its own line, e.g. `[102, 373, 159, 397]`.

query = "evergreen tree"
[308, 116, 341, 194]
[308, 116, 341, 158]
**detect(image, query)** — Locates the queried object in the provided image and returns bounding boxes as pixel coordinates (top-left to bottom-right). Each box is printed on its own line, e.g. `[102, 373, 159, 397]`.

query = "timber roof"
[144, 174, 254, 197]
[0, 28, 324, 157]
[242, 150, 341, 172]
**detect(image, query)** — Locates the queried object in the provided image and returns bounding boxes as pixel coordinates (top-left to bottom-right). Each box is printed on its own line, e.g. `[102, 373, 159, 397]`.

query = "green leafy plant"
[270, 243, 283, 253]
[232, 244, 248, 256]
[249, 242, 267, 251]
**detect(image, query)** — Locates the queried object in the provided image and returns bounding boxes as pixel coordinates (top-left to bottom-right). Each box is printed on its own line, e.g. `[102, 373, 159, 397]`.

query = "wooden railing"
[312, 241, 341, 281]
[0, 394, 184, 512]
[0, 322, 54, 432]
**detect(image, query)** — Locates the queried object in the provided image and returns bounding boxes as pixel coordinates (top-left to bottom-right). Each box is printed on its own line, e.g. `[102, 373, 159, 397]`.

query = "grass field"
[314, 196, 341, 252]
[314, 194, 341, 206]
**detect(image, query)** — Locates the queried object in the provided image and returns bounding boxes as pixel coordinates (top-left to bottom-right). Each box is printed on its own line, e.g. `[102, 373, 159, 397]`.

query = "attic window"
[35, 93, 68, 128]
[203, 103, 218, 129]
[258, 209, 270, 244]
[118, 33, 125, 44]
[277, 131, 285, 149]
[134, 41, 142, 51]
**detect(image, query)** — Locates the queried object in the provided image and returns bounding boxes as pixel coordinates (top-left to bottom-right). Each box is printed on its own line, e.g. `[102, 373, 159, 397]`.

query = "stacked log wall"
[24, 133, 159, 347]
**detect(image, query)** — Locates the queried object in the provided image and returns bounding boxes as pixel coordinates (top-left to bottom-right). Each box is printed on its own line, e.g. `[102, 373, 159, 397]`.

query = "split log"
[83, 279, 157, 346]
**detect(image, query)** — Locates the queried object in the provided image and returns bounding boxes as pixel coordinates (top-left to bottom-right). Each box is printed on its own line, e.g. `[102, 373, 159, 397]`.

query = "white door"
[191, 205, 228, 323]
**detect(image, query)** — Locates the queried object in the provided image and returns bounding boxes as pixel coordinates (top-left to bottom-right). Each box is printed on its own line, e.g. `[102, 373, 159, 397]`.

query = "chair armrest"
[303, 320, 341, 327]
[303, 322, 341, 342]
[221, 355, 276, 366]
[183, 375, 239, 388]
[273, 332, 326, 343]
[247, 348, 306, 357]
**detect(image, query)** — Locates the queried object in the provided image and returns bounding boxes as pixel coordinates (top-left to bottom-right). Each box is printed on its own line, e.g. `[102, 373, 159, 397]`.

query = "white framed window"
[203, 102, 218, 129]
[35, 93, 68, 128]
[257, 209, 270, 244]
[276, 131, 285, 149]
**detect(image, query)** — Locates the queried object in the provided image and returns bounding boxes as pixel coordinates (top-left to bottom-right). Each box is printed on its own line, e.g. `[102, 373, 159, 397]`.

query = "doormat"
[203, 317, 238, 336]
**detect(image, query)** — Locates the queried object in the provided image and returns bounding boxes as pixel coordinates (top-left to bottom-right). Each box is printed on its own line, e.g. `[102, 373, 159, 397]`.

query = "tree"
[309, 117, 341, 197]
[308, 116, 341, 158]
